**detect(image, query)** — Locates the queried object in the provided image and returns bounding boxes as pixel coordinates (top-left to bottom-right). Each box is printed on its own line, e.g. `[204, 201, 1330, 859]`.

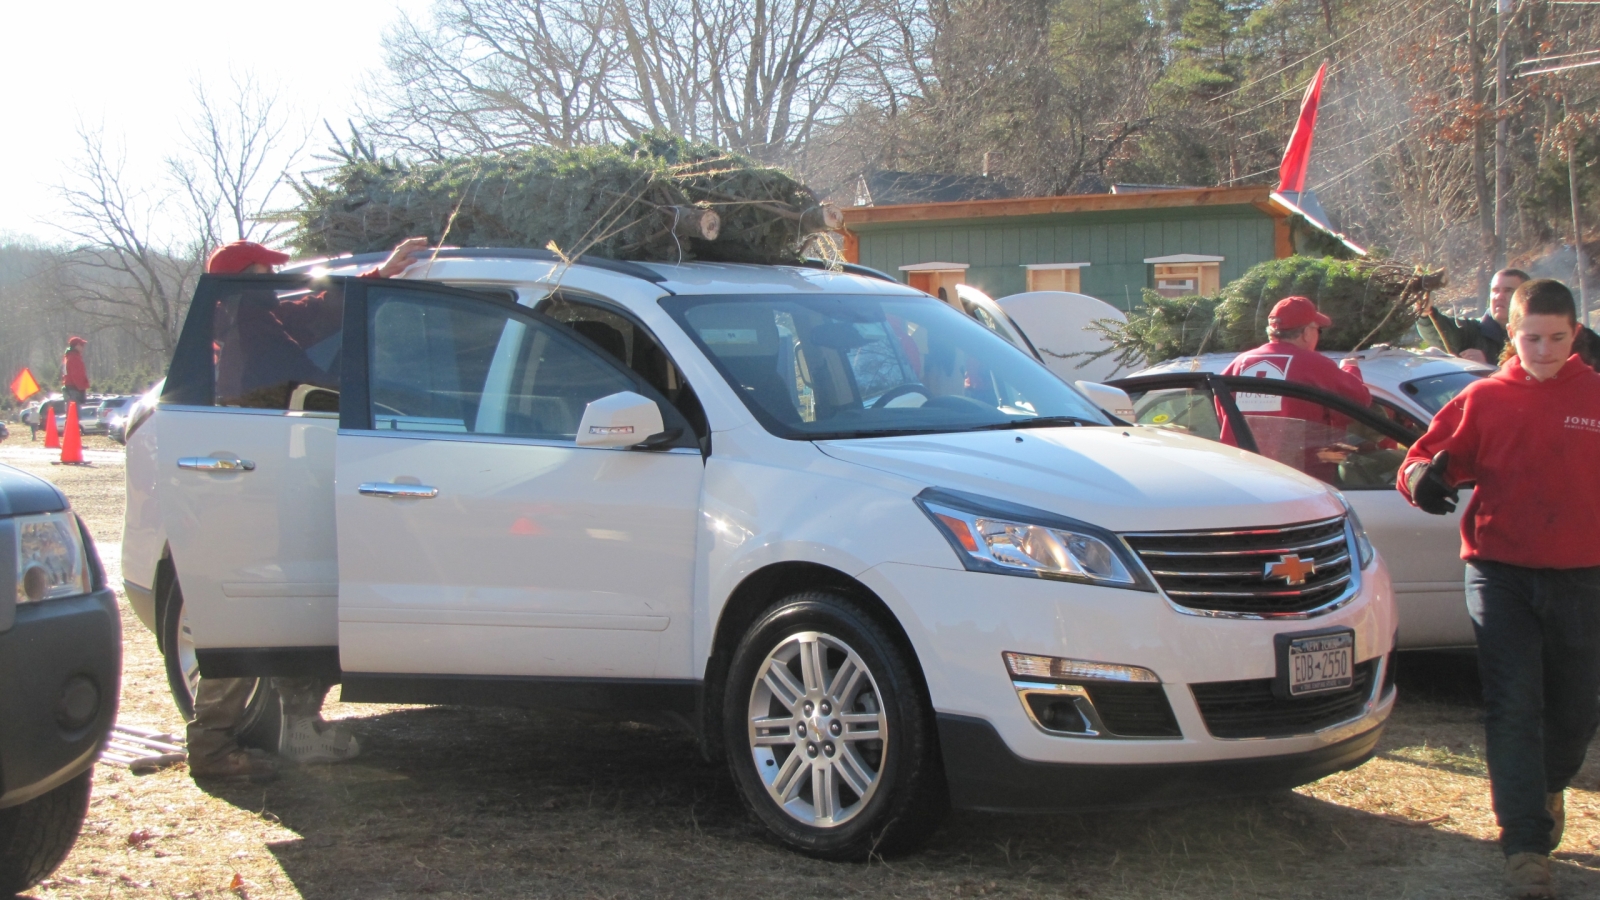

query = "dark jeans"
[62, 386, 86, 406]
[1467, 559, 1600, 856]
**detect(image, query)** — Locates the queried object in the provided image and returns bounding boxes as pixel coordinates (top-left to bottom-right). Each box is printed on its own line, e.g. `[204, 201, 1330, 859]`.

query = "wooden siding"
[852, 205, 1279, 311]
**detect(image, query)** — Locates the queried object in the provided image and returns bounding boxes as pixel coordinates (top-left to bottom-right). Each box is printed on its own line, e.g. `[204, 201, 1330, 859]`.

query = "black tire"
[0, 769, 92, 895]
[158, 574, 282, 752]
[723, 591, 946, 860]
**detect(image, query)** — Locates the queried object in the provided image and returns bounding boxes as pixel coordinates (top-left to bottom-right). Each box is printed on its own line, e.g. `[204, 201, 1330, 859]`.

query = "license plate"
[1275, 629, 1355, 698]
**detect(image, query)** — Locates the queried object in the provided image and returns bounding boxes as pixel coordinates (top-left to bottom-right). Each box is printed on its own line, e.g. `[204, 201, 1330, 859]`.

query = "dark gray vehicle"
[0, 464, 119, 895]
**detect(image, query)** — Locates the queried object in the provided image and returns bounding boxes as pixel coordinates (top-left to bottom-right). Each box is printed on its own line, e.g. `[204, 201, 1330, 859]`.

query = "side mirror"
[1075, 381, 1135, 421]
[576, 391, 667, 448]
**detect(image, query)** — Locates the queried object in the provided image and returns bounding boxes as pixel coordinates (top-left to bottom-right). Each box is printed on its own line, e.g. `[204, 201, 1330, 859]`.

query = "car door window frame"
[164, 273, 344, 412]
[338, 279, 699, 451]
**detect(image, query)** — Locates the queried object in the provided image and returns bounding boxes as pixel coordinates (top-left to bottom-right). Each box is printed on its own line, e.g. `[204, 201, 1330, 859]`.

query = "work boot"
[188, 747, 278, 781]
[1548, 791, 1566, 851]
[279, 715, 360, 764]
[1504, 852, 1554, 899]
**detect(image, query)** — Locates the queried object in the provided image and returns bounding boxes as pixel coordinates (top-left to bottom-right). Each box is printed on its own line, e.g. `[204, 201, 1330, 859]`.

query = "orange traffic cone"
[43, 405, 59, 448]
[60, 402, 83, 464]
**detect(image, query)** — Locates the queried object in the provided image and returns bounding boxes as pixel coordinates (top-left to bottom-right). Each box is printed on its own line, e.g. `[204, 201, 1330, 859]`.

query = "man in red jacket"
[60, 336, 90, 406]
[1399, 279, 1600, 899]
[1221, 296, 1369, 479]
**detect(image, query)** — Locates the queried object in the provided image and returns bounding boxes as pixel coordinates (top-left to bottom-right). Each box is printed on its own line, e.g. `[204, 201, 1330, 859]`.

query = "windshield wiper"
[967, 416, 1102, 431]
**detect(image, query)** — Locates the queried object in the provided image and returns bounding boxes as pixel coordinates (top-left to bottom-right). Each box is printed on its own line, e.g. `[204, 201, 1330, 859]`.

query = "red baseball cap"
[1268, 296, 1332, 330]
[67, 336, 87, 347]
[206, 241, 291, 275]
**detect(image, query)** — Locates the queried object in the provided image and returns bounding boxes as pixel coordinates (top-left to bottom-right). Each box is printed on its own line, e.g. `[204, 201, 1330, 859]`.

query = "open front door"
[333, 282, 705, 691]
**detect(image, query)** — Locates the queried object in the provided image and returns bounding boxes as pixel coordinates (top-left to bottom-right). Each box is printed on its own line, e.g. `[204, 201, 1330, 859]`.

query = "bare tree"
[56, 126, 201, 360]
[170, 71, 307, 248]
[369, 0, 897, 161]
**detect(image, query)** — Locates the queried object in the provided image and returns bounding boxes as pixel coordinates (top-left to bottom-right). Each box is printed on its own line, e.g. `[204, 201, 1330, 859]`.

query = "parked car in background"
[124, 250, 1396, 858]
[110, 385, 161, 446]
[0, 463, 120, 894]
[98, 396, 137, 441]
[1105, 347, 1492, 650]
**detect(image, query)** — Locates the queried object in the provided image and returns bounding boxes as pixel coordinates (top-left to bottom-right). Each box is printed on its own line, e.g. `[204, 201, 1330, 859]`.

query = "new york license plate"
[1281, 630, 1354, 697]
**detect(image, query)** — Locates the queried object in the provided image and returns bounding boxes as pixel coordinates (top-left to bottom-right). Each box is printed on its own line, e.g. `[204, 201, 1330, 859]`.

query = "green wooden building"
[841, 186, 1340, 311]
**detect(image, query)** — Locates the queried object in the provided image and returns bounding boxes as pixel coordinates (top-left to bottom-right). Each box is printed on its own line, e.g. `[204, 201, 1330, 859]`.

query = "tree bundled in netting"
[1086, 256, 1446, 370]
[287, 133, 842, 264]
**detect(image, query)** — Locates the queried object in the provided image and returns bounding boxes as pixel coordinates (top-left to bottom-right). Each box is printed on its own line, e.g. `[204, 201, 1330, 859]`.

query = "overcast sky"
[0, 0, 433, 245]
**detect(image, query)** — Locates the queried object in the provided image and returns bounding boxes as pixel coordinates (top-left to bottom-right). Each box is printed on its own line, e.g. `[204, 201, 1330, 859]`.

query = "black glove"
[1405, 450, 1459, 515]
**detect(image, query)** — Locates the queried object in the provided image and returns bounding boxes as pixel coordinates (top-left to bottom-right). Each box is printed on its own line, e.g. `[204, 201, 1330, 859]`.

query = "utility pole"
[1494, 0, 1514, 271]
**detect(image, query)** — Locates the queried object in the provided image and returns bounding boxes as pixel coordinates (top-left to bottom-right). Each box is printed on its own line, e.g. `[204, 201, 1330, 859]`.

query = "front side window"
[662, 293, 1108, 439]
[366, 287, 644, 441]
[212, 284, 345, 411]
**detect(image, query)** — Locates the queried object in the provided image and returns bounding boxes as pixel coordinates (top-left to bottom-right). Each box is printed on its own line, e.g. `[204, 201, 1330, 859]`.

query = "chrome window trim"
[335, 428, 701, 455]
[1116, 515, 1364, 621]
[157, 404, 339, 420]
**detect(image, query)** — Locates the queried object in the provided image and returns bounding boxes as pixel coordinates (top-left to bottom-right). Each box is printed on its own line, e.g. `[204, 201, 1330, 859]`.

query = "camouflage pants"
[186, 677, 329, 763]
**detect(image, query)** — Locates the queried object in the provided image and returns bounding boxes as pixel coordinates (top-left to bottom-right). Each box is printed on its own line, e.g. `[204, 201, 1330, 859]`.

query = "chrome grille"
[1122, 516, 1355, 616]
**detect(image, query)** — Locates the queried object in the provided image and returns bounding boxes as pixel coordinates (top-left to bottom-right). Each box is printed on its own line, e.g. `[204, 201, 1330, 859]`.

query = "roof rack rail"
[279, 247, 669, 284]
[798, 258, 898, 283]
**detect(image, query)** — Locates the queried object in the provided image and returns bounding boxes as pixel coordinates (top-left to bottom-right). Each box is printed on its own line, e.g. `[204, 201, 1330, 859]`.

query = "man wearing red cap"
[61, 336, 90, 408]
[185, 236, 428, 780]
[1220, 296, 1370, 480]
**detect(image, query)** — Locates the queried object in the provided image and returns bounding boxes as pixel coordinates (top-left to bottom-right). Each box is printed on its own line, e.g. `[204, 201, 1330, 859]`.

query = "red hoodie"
[1400, 354, 1600, 569]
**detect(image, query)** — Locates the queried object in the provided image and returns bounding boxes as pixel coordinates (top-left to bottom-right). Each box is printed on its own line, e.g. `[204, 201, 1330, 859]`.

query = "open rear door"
[155, 274, 348, 675]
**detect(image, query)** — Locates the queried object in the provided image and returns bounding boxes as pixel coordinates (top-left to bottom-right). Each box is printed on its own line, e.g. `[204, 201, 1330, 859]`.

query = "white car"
[123, 250, 1396, 858]
[1111, 347, 1493, 650]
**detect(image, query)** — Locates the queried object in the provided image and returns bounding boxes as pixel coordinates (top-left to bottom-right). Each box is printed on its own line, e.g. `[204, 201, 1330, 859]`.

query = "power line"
[1516, 57, 1600, 77]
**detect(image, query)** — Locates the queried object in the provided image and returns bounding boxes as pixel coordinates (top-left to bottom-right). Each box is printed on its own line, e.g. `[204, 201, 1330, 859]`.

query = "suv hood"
[816, 425, 1342, 533]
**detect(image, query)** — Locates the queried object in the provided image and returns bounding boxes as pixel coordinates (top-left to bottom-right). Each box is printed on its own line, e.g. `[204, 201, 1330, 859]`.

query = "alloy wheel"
[746, 631, 888, 828]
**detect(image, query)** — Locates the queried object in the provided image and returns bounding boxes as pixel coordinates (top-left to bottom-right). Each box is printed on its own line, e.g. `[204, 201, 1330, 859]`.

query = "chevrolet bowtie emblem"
[1264, 553, 1316, 586]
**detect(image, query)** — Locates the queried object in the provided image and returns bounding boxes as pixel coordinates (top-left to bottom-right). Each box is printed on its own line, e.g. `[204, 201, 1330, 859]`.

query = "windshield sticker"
[699, 328, 759, 345]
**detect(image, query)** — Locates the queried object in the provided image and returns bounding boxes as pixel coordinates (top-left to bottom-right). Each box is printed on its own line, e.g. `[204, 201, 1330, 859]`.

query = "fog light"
[1024, 694, 1089, 733]
[1004, 652, 1159, 683]
[55, 675, 99, 730]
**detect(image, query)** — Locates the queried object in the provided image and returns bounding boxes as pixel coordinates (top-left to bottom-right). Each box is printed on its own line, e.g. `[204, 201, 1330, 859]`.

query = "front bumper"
[938, 713, 1384, 811]
[0, 588, 121, 808]
[858, 555, 1396, 781]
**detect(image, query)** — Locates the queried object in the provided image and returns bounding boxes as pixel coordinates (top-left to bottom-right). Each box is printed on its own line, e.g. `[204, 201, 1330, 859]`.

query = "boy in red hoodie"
[1400, 279, 1600, 898]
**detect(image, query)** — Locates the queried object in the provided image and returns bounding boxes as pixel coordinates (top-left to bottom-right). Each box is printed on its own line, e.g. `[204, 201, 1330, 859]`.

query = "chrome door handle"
[177, 456, 255, 471]
[358, 482, 439, 499]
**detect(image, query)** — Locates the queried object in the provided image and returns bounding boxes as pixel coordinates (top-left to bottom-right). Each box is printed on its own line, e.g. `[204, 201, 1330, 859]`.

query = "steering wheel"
[872, 383, 931, 409]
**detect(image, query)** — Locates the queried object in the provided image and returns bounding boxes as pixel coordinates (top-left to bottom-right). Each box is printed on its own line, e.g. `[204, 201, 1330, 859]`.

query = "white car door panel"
[155, 276, 346, 650]
[334, 282, 703, 679]
[1344, 488, 1473, 648]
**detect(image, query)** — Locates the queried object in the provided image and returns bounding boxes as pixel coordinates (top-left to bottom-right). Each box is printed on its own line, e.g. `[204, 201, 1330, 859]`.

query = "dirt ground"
[5, 433, 1600, 899]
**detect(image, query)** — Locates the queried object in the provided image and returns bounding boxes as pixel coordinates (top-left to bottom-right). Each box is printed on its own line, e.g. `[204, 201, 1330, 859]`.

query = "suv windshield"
[663, 293, 1108, 439]
[1400, 370, 1485, 414]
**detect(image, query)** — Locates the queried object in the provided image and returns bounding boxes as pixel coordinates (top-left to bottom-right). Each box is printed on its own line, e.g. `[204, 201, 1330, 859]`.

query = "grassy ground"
[5, 433, 1600, 899]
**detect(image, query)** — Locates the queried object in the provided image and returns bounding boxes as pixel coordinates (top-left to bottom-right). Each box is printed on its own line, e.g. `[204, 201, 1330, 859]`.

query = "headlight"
[15, 511, 90, 604]
[916, 488, 1150, 590]
[1336, 493, 1376, 569]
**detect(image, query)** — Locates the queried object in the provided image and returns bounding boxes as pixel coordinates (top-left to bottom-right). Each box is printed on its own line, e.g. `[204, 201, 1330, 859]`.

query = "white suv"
[123, 249, 1396, 858]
